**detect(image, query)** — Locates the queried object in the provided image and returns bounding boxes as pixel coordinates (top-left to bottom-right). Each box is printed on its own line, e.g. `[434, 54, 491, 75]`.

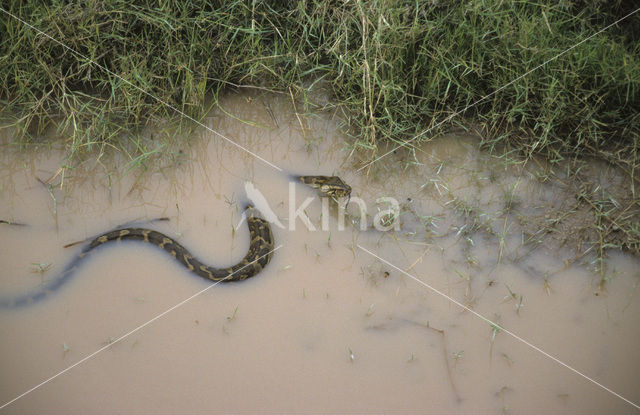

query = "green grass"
[0, 0, 639, 254]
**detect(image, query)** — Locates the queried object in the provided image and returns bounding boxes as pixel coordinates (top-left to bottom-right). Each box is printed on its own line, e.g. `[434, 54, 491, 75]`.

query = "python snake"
[297, 175, 351, 198]
[0, 175, 351, 309]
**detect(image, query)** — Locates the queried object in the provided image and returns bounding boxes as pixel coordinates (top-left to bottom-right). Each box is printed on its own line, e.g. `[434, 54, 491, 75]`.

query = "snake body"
[1, 176, 351, 309]
[87, 210, 274, 282]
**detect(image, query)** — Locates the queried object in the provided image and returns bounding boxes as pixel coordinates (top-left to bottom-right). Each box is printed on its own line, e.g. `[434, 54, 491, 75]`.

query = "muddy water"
[1, 93, 639, 414]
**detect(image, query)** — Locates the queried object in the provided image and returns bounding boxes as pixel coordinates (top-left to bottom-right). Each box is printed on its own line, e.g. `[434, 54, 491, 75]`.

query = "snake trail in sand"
[0, 175, 351, 309]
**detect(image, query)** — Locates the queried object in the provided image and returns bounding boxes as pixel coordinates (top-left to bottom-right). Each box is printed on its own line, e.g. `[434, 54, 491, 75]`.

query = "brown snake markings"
[0, 176, 350, 308]
[84, 176, 350, 282]
[84, 211, 274, 282]
[297, 175, 351, 198]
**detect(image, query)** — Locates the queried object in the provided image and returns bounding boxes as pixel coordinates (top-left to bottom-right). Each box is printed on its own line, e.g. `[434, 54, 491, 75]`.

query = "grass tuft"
[0, 0, 638, 253]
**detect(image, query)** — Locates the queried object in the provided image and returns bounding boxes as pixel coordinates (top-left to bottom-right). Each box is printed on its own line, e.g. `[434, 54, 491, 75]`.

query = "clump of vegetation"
[0, 0, 638, 254]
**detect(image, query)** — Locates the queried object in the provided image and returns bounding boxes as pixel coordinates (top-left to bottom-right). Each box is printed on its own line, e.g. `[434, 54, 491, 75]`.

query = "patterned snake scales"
[0, 176, 351, 309]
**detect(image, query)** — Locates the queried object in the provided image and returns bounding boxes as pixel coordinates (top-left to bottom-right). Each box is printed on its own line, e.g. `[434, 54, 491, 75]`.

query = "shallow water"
[1, 93, 639, 414]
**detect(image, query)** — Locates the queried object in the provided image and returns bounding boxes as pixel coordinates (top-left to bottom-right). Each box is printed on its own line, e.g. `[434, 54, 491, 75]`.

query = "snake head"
[298, 175, 352, 198]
